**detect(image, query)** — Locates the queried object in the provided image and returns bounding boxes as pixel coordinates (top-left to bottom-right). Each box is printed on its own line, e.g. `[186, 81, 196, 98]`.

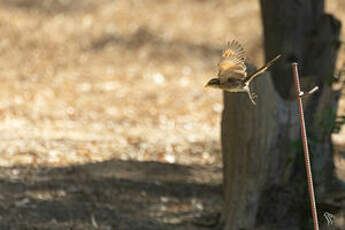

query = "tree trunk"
[221, 0, 342, 229]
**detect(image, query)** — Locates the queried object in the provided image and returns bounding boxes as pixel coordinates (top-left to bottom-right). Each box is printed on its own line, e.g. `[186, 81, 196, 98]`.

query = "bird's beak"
[204, 81, 212, 88]
[204, 78, 219, 89]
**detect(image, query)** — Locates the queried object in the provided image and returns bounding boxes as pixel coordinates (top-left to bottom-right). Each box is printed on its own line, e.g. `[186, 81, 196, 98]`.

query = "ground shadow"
[0, 0, 101, 14]
[89, 26, 223, 63]
[0, 159, 223, 230]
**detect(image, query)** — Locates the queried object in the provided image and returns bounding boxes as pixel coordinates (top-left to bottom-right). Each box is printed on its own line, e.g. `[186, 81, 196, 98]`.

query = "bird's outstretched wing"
[217, 40, 247, 83]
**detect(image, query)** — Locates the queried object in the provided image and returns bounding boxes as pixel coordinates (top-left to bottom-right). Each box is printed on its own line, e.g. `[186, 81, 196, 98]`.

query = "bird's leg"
[247, 88, 257, 105]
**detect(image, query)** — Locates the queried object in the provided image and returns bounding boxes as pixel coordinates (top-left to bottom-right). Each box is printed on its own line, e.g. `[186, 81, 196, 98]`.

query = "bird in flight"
[204, 40, 281, 105]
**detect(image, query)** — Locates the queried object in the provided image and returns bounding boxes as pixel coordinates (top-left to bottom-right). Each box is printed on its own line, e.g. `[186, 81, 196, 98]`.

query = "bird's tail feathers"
[264, 54, 281, 69]
[244, 54, 281, 84]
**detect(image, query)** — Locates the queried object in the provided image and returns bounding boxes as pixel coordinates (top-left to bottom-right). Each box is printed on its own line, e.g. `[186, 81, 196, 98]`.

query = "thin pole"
[291, 63, 319, 230]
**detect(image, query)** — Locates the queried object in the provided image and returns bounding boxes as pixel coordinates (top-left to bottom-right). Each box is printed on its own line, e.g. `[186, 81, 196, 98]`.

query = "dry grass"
[0, 1, 345, 229]
[0, 0, 344, 168]
[0, 0, 261, 167]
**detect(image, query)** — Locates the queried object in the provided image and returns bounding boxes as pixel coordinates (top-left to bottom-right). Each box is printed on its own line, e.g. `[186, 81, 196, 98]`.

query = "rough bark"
[221, 0, 342, 229]
[221, 66, 300, 230]
[260, 0, 342, 198]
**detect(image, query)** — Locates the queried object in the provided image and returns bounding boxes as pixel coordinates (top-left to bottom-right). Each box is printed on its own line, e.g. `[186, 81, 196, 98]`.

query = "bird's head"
[204, 78, 221, 89]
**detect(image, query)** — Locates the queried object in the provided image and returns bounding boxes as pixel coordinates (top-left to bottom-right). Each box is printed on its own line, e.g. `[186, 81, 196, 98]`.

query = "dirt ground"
[0, 0, 345, 229]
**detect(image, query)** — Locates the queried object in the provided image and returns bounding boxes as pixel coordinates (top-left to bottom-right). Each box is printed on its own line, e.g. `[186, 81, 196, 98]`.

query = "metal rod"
[291, 63, 319, 230]
[300, 86, 319, 98]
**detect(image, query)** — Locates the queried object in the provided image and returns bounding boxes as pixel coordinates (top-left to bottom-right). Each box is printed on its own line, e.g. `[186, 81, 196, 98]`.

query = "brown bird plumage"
[205, 40, 281, 105]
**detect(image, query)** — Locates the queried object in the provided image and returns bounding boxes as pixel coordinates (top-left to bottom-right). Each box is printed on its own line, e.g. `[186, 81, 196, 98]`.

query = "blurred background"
[0, 0, 345, 229]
